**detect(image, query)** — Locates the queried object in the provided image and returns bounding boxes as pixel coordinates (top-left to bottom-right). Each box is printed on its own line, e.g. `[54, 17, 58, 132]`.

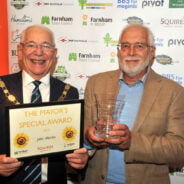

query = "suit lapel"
[7, 72, 23, 104]
[107, 70, 121, 96]
[50, 76, 65, 101]
[16, 72, 23, 104]
[132, 69, 163, 131]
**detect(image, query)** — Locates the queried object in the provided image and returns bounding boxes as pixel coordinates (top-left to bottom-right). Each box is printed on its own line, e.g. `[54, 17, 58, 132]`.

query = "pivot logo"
[117, 0, 138, 9]
[169, 0, 184, 8]
[103, 33, 118, 47]
[53, 65, 70, 81]
[142, 0, 164, 8]
[11, 0, 28, 9]
[168, 39, 184, 47]
[68, 53, 101, 62]
[78, 0, 113, 10]
[41, 16, 73, 25]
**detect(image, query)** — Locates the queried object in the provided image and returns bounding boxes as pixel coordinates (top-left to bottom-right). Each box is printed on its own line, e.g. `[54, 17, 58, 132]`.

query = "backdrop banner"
[7, 0, 184, 183]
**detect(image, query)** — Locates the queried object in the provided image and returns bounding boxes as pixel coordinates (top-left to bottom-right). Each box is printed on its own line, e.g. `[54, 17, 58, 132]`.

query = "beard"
[118, 55, 150, 77]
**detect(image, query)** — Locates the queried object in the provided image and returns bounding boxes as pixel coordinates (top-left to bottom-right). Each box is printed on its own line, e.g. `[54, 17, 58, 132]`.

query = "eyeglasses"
[117, 42, 151, 52]
[21, 42, 55, 52]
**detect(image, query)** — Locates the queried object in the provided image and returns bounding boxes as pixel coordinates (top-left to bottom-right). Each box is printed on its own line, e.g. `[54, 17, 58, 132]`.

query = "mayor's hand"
[66, 148, 89, 169]
[0, 154, 23, 177]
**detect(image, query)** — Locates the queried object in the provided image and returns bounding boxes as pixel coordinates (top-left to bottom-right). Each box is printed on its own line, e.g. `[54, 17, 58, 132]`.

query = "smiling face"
[117, 25, 155, 83]
[18, 26, 57, 80]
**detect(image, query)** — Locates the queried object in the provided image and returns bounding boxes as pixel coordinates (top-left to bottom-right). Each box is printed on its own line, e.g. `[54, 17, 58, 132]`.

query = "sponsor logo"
[162, 73, 183, 85]
[37, 145, 54, 152]
[14, 149, 28, 155]
[68, 52, 101, 62]
[141, 0, 164, 8]
[41, 16, 73, 25]
[78, 0, 113, 10]
[53, 65, 71, 81]
[11, 0, 28, 9]
[11, 29, 21, 42]
[11, 50, 18, 57]
[33, 0, 72, 7]
[168, 39, 184, 47]
[170, 168, 184, 176]
[124, 16, 144, 25]
[155, 55, 172, 65]
[155, 37, 164, 47]
[155, 55, 180, 65]
[11, 63, 20, 73]
[79, 87, 85, 99]
[169, 0, 184, 8]
[76, 74, 89, 79]
[116, 0, 138, 9]
[160, 17, 184, 27]
[11, 14, 32, 24]
[82, 14, 113, 26]
[103, 33, 118, 47]
[110, 52, 116, 63]
[58, 37, 95, 44]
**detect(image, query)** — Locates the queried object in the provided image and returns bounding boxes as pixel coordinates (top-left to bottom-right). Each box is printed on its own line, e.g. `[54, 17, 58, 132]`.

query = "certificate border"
[5, 99, 84, 160]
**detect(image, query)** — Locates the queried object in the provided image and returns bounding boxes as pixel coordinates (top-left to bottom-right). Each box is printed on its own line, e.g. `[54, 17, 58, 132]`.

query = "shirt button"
[101, 174, 105, 180]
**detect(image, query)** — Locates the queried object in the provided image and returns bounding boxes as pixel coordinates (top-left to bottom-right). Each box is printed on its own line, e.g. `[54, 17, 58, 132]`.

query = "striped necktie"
[31, 80, 42, 103]
[22, 80, 42, 184]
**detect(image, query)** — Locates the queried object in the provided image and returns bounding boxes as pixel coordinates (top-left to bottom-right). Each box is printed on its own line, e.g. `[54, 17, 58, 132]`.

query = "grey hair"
[119, 24, 155, 47]
[20, 24, 55, 46]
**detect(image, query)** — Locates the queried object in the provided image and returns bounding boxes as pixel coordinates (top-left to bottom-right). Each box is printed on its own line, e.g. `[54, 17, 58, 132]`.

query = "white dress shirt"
[22, 70, 50, 183]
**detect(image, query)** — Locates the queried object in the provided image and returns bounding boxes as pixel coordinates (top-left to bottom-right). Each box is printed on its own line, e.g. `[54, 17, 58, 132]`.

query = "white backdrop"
[8, 0, 184, 183]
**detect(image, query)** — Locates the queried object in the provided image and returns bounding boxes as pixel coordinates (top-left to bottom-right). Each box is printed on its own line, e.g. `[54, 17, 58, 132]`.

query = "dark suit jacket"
[0, 71, 79, 184]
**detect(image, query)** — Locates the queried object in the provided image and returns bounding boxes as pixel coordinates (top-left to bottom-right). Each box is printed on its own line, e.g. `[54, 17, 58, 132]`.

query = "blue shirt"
[106, 79, 144, 184]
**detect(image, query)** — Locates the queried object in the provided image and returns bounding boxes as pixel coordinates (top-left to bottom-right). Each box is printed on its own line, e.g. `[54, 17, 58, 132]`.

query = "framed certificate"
[5, 99, 84, 159]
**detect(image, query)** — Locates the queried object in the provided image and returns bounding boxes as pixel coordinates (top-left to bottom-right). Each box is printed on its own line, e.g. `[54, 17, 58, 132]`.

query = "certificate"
[5, 99, 84, 159]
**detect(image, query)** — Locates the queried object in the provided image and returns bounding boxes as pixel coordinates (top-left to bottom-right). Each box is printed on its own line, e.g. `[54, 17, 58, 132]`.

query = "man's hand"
[86, 126, 108, 147]
[0, 154, 23, 177]
[66, 148, 89, 169]
[105, 124, 131, 150]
